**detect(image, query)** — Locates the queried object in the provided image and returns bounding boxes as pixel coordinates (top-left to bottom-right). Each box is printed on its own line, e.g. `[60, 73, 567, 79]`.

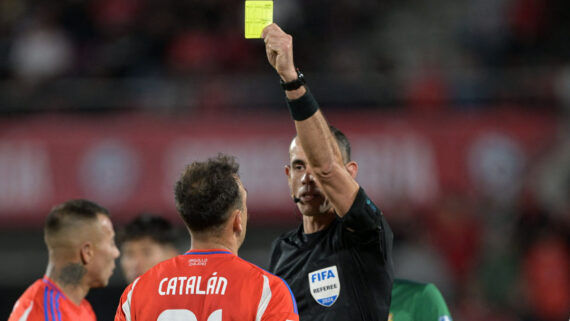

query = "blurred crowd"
[0, 0, 569, 320]
[388, 146, 570, 321]
[0, 0, 569, 113]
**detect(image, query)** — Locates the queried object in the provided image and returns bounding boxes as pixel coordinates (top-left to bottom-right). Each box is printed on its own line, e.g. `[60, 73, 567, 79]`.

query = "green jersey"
[389, 279, 452, 321]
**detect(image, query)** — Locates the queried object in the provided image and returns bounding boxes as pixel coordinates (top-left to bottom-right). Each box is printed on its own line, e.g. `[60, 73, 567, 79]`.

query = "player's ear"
[232, 209, 243, 236]
[80, 242, 93, 265]
[346, 161, 358, 179]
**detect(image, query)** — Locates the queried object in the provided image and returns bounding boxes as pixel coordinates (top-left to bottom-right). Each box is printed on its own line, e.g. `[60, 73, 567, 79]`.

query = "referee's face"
[286, 138, 329, 217]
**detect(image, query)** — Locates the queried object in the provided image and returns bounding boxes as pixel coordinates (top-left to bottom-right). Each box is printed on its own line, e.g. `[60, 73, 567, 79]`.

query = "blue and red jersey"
[8, 276, 96, 321]
[115, 249, 299, 321]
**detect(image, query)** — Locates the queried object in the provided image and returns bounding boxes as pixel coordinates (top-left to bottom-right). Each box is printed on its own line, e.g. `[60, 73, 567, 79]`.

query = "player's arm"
[262, 23, 359, 216]
[260, 275, 299, 321]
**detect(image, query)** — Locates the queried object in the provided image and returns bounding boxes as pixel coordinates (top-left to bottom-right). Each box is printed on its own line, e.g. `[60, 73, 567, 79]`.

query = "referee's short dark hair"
[329, 125, 351, 164]
[292, 125, 351, 163]
[174, 154, 242, 235]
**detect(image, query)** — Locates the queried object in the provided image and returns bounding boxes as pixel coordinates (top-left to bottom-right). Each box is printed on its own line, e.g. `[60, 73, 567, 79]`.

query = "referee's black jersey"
[269, 187, 394, 321]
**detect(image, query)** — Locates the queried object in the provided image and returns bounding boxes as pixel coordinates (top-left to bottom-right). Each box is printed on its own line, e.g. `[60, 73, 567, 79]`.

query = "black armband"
[286, 89, 319, 121]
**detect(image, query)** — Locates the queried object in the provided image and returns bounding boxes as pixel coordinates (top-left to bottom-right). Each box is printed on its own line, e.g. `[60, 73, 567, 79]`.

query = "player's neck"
[57, 282, 90, 306]
[302, 211, 335, 234]
[46, 262, 89, 305]
[190, 238, 237, 255]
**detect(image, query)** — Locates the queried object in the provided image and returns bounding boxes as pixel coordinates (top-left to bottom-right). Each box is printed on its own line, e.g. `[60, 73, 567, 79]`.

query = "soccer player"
[118, 214, 179, 284]
[115, 154, 299, 321]
[8, 199, 120, 321]
[389, 279, 452, 321]
[262, 24, 394, 320]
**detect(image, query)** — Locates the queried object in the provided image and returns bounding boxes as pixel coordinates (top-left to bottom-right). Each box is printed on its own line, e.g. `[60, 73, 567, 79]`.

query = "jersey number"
[157, 309, 222, 321]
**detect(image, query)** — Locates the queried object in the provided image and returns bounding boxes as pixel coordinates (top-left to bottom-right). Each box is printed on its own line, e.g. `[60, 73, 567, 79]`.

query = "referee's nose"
[301, 166, 315, 185]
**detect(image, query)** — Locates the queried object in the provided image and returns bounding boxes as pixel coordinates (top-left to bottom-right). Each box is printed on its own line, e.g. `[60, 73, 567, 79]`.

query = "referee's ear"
[346, 161, 358, 179]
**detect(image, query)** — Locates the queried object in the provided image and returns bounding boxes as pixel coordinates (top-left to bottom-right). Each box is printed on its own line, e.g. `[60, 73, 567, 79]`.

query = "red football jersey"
[8, 276, 96, 321]
[115, 249, 299, 321]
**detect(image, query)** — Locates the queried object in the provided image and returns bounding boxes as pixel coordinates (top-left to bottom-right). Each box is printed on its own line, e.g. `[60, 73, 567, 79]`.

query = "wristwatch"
[280, 69, 306, 91]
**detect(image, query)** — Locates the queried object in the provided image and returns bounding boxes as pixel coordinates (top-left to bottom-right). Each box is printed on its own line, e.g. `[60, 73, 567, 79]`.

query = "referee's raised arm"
[262, 23, 360, 217]
[263, 23, 393, 321]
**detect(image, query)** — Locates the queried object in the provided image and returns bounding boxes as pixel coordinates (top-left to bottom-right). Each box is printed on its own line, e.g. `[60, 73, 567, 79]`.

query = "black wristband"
[286, 89, 319, 121]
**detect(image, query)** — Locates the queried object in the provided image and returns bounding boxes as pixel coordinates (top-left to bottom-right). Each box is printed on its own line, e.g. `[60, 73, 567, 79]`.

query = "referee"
[262, 23, 394, 320]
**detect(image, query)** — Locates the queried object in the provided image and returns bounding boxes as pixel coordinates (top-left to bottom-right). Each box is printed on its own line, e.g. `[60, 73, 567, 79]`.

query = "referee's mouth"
[299, 190, 324, 203]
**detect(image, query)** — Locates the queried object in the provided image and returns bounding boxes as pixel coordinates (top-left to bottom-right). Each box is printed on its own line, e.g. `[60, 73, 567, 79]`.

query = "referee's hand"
[262, 24, 297, 82]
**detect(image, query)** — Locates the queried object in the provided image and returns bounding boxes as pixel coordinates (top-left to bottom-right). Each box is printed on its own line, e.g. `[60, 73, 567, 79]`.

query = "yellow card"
[245, 1, 273, 39]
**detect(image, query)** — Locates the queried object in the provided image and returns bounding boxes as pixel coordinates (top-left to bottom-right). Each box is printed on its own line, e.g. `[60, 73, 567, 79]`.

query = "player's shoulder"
[153, 254, 188, 273]
[393, 279, 443, 298]
[232, 255, 266, 275]
[234, 256, 288, 285]
[8, 279, 47, 321]
[18, 279, 46, 301]
[126, 255, 181, 289]
[421, 282, 445, 299]
[394, 278, 426, 287]
[403, 279, 441, 294]
[392, 279, 426, 298]
[78, 298, 97, 319]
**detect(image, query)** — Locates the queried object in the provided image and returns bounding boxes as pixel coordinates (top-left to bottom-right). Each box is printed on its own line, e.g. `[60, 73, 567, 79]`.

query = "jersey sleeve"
[259, 275, 299, 321]
[415, 283, 452, 321]
[8, 282, 46, 321]
[340, 187, 386, 232]
[8, 298, 44, 321]
[115, 280, 137, 321]
[340, 187, 393, 258]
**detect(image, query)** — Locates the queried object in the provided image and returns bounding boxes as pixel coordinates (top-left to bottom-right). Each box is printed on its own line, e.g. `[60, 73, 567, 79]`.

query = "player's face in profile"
[120, 237, 177, 284]
[286, 138, 328, 216]
[89, 214, 120, 287]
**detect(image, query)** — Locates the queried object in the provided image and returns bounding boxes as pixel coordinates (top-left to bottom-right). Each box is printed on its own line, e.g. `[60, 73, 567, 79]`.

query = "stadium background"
[0, 0, 569, 320]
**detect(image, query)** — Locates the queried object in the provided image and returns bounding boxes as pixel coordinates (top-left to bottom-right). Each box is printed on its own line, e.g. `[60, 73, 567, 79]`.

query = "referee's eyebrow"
[291, 159, 305, 166]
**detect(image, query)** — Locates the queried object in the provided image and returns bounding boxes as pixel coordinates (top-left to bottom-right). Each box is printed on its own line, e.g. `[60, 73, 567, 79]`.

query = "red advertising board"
[0, 110, 558, 226]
